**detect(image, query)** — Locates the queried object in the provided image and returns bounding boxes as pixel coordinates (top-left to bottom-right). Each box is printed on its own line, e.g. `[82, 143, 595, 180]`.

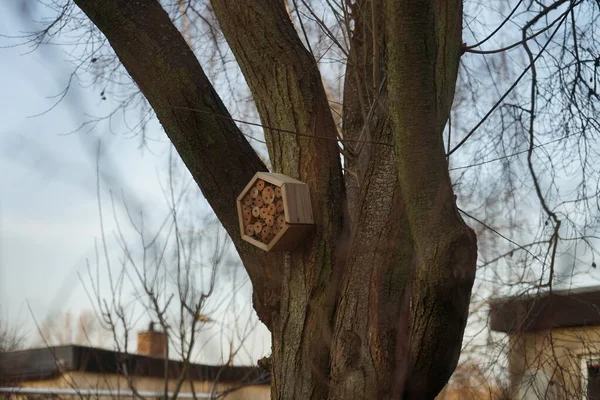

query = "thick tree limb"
[209, 1, 346, 399]
[341, 0, 375, 222]
[73, 0, 281, 328]
[329, 2, 415, 398]
[383, 0, 477, 398]
[209, 0, 343, 192]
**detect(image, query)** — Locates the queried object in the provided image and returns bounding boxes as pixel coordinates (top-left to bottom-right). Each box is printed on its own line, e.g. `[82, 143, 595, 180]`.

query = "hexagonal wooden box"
[236, 172, 314, 252]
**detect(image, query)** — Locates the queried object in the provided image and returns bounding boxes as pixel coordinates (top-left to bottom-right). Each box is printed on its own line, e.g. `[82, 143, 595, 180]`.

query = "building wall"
[14, 371, 270, 400]
[508, 326, 600, 399]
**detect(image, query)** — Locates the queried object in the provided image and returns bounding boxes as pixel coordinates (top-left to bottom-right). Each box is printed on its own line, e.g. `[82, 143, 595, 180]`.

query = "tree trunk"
[73, 0, 477, 398]
[384, 1, 477, 397]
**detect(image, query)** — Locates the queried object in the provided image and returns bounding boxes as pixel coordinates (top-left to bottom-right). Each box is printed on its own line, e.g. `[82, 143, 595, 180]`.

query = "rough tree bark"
[73, 0, 477, 399]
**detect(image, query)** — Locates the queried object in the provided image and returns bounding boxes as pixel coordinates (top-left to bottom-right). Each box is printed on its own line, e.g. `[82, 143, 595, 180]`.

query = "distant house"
[490, 286, 600, 400]
[0, 325, 270, 400]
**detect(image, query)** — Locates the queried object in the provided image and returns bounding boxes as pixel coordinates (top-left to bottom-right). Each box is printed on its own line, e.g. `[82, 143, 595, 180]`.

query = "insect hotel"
[237, 172, 314, 252]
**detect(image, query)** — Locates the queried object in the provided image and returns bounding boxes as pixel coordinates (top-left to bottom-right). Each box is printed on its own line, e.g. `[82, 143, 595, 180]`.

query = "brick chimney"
[137, 322, 168, 358]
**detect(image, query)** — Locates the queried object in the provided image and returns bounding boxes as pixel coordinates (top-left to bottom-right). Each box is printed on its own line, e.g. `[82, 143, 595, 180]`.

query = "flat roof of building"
[490, 285, 600, 333]
[0, 345, 270, 386]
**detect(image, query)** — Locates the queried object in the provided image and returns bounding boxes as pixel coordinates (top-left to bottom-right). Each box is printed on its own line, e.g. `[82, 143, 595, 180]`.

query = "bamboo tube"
[276, 200, 284, 213]
[260, 207, 269, 219]
[277, 215, 285, 227]
[250, 187, 260, 198]
[245, 224, 254, 236]
[267, 203, 276, 215]
[254, 196, 264, 207]
[243, 196, 253, 206]
[261, 226, 272, 241]
[252, 206, 261, 217]
[262, 186, 275, 204]
[256, 179, 265, 190]
[265, 215, 274, 226]
[274, 186, 282, 198]
[254, 221, 263, 233]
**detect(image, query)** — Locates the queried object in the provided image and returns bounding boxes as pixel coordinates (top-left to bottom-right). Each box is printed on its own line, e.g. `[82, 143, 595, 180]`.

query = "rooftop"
[490, 285, 600, 333]
[0, 345, 270, 386]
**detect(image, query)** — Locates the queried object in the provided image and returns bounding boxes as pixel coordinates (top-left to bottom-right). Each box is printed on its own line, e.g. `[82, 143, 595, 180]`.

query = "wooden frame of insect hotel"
[237, 172, 314, 252]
